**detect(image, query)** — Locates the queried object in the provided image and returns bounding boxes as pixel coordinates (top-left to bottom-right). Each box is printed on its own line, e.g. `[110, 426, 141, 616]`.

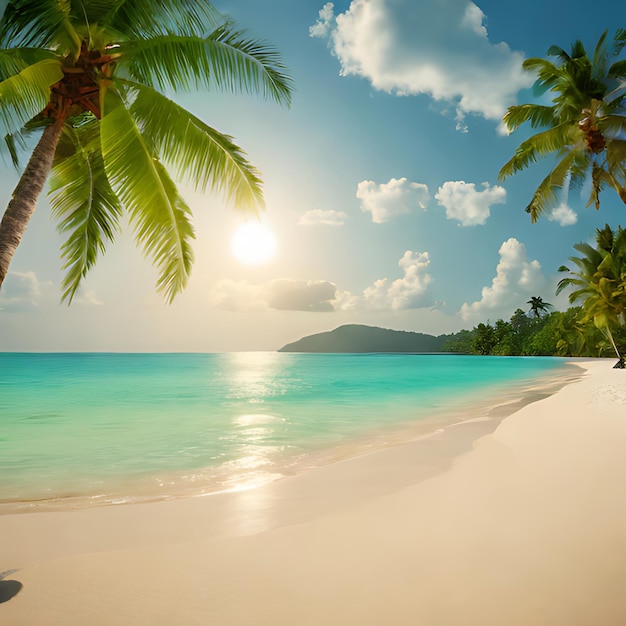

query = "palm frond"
[598, 114, 626, 137]
[572, 241, 603, 264]
[607, 59, 626, 79]
[569, 40, 588, 60]
[502, 104, 555, 132]
[523, 57, 560, 86]
[126, 80, 263, 209]
[0, 47, 58, 80]
[68, 0, 126, 25]
[612, 29, 626, 57]
[606, 139, 626, 183]
[0, 0, 80, 53]
[0, 57, 63, 136]
[546, 45, 571, 63]
[568, 149, 592, 190]
[0, 0, 63, 47]
[592, 30, 610, 78]
[1, 131, 23, 166]
[588, 164, 625, 208]
[143, 159, 195, 299]
[498, 122, 578, 180]
[0, 111, 51, 167]
[100, 84, 194, 302]
[556, 275, 575, 296]
[524, 151, 575, 221]
[107, 0, 219, 38]
[118, 24, 293, 105]
[48, 116, 123, 302]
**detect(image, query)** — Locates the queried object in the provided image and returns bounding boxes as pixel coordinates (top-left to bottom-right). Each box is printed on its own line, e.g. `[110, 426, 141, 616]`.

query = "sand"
[1, 359, 626, 625]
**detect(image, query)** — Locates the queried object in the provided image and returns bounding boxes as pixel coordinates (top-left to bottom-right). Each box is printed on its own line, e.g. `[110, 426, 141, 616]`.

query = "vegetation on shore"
[443, 305, 626, 358]
[450, 224, 626, 362]
[279, 310, 625, 358]
[497, 32, 626, 366]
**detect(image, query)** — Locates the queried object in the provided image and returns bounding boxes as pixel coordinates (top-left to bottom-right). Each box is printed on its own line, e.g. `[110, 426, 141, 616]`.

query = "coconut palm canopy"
[0, 0, 292, 302]
[498, 30, 626, 221]
[557, 224, 626, 361]
[527, 296, 552, 318]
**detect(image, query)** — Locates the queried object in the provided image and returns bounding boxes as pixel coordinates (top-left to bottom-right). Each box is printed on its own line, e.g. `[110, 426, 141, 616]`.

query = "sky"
[1, 0, 625, 352]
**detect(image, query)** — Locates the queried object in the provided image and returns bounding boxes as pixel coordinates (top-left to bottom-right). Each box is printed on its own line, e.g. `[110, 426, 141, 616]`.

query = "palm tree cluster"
[0, 0, 292, 302]
[498, 30, 626, 221]
[557, 224, 626, 365]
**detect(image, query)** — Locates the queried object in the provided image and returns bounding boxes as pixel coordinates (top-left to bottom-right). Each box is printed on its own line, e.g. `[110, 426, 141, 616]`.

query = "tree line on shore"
[447, 218, 626, 362]
[442, 305, 626, 358]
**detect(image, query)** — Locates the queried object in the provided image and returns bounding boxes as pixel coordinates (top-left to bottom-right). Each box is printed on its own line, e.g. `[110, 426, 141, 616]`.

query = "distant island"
[277, 324, 450, 353]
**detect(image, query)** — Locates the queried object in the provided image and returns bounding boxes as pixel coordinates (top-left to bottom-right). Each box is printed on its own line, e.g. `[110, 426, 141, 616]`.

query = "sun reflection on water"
[222, 352, 291, 401]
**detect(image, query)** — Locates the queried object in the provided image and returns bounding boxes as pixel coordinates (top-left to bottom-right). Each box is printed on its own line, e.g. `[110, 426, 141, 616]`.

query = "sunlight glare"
[231, 222, 277, 265]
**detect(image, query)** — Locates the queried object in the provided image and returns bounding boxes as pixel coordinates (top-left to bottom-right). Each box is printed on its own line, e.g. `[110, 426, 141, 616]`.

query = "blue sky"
[1, 0, 624, 351]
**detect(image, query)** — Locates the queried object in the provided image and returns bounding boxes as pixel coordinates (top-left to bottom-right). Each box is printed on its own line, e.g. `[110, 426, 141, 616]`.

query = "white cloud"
[332, 289, 360, 311]
[209, 250, 434, 314]
[310, 0, 531, 126]
[209, 279, 268, 311]
[266, 279, 337, 312]
[363, 250, 432, 310]
[299, 209, 348, 226]
[435, 180, 506, 226]
[0, 271, 53, 312]
[460, 238, 545, 322]
[210, 278, 339, 312]
[547, 203, 577, 226]
[356, 177, 429, 223]
[309, 2, 336, 37]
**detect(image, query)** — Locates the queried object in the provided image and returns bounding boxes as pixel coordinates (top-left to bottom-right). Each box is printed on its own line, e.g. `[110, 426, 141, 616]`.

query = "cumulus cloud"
[266, 279, 336, 312]
[209, 279, 266, 311]
[363, 250, 432, 310]
[309, 1, 336, 37]
[435, 180, 506, 226]
[310, 0, 531, 127]
[547, 203, 577, 226]
[0, 271, 53, 312]
[210, 249, 435, 314]
[210, 278, 339, 312]
[299, 209, 348, 226]
[357, 177, 430, 223]
[460, 238, 545, 322]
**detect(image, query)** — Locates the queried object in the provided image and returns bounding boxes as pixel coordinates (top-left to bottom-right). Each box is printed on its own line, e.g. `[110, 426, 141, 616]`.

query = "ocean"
[0, 352, 576, 510]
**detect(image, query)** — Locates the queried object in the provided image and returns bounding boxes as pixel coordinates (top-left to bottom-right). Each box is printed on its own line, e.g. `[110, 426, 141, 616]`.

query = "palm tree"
[0, 0, 292, 302]
[527, 296, 552, 318]
[557, 224, 626, 366]
[498, 30, 626, 222]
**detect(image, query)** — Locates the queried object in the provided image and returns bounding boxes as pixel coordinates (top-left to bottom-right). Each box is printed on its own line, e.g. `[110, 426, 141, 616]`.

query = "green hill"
[277, 324, 449, 353]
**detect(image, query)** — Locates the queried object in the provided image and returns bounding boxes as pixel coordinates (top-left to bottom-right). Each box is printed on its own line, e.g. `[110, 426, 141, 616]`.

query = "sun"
[231, 222, 277, 265]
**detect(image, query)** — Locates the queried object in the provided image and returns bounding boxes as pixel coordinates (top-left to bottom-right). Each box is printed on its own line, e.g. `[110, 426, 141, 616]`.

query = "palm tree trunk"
[603, 327, 624, 367]
[0, 118, 64, 289]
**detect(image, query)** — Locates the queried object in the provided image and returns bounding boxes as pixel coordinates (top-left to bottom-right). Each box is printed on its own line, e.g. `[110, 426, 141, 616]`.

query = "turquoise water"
[0, 353, 574, 508]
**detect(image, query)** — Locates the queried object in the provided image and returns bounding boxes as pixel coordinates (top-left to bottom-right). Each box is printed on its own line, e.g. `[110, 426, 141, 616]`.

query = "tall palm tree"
[498, 30, 626, 222]
[557, 224, 626, 366]
[527, 295, 552, 318]
[0, 0, 292, 302]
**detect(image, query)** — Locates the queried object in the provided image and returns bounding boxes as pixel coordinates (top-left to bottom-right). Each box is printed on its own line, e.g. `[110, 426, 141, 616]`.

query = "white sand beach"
[2, 359, 626, 625]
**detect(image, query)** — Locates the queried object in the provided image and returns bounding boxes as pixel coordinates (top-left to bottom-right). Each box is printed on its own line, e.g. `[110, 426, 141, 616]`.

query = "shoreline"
[0, 358, 581, 515]
[2, 358, 626, 625]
